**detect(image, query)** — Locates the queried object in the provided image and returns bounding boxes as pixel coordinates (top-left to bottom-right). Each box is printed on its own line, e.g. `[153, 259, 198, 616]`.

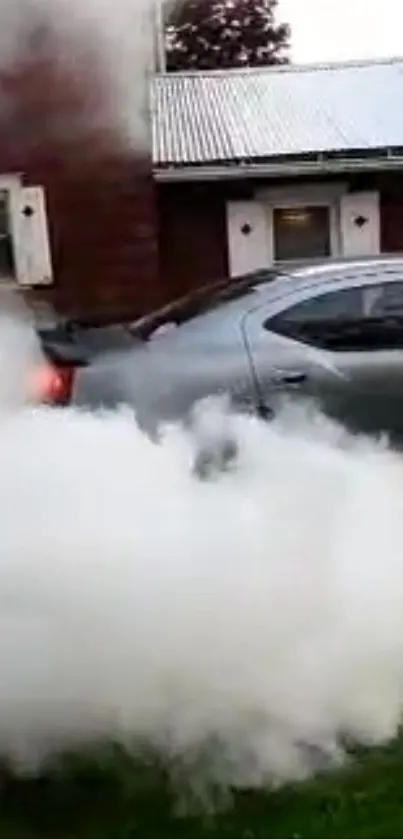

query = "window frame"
[263, 276, 403, 354]
[0, 174, 25, 286]
[272, 204, 333, 263]
[266, 195, 341, 265]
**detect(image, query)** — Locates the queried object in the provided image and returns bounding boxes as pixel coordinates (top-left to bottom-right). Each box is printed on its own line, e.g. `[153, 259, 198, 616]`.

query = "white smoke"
[0, 314, 402, 791]
[0, 293, 43, 409]
[0, 0, 156, 148]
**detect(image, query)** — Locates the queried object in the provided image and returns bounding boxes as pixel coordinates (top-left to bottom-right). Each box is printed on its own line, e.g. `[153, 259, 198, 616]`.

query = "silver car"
[74, 255, 403, 441]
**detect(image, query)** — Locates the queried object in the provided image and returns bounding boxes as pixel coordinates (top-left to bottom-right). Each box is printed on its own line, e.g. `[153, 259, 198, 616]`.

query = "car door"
[242, 278, 403, 438]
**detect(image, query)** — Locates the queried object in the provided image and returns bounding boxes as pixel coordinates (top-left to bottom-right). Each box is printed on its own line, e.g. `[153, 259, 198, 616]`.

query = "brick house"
[153, 58, 403, 301]
[1, 49, 403, 325]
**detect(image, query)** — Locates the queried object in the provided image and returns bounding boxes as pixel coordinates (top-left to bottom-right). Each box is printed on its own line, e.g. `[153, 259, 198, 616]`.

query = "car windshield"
[130, 269, 282, 341]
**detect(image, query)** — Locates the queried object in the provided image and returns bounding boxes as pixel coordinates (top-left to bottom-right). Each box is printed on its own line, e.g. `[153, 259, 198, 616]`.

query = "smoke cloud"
[0, 313, 403, 793]
[0, 0, 156, 149]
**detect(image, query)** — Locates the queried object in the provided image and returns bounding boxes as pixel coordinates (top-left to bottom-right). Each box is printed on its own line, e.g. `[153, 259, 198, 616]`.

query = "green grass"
[0, 740, 402, 839]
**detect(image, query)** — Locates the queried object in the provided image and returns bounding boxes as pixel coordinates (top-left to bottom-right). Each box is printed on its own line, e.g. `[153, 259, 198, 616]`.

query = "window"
[273, 206, 331, 261]
[265, 281, 403, 352]
[273, 286, 364, 323]
[0, 191, 15, 278]
[369, 282, 403, 317]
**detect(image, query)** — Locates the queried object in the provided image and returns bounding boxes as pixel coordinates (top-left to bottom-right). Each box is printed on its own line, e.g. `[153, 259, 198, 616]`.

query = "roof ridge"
[155, 54, 403, 80]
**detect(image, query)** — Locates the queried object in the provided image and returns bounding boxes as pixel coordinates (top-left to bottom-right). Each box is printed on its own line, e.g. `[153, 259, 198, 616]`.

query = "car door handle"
[276, 371, 308, 386]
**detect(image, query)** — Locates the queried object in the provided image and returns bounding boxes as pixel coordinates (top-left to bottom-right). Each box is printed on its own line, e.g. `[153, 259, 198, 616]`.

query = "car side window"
[369, 281, 403, 317]
[265, 281, 403, 352]
[264, 286, 365, 350]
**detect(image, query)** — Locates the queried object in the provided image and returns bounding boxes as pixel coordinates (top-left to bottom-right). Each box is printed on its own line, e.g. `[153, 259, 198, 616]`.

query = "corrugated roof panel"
[151, 58, 403, 165]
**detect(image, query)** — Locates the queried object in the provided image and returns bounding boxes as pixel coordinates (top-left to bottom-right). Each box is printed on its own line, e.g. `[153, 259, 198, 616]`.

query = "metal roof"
[151, 58, 403, 166]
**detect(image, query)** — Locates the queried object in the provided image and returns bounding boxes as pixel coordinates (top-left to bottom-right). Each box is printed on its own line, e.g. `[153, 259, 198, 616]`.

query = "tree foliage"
[165, 0, 290, 72]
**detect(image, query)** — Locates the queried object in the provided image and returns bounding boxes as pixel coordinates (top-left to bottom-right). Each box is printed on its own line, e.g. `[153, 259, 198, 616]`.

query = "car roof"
[131, 255, 403, 341]
[267, 255, 403, 292]
[201, 255, 403, 313]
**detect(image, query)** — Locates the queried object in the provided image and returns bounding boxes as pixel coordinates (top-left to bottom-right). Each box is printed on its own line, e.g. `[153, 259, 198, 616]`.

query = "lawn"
[0, 739, 402, 838]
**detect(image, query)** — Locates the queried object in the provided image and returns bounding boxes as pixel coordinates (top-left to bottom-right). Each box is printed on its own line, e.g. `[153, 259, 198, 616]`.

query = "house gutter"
[153, 155, 403, 182]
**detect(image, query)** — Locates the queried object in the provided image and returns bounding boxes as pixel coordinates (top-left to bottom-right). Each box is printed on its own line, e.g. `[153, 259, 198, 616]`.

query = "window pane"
[0, 191, 14, 277]
[273, 206, 331, 261]
[273, 287, 364, 324]
[369, 281, 403, 316]
[265, 287, 365, 350]
[265, 281, 403, 352]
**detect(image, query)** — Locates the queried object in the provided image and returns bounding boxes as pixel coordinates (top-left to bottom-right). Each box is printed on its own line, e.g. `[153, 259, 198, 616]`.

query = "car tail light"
[29, 363, 76, 405]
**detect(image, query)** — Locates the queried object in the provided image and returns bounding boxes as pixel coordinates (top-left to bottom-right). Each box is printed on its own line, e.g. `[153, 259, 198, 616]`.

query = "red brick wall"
[157, 182, 228, 299]
[0, 18, 160, 323]
[19, 154, 160, 323]
[381, 196, 403, 253]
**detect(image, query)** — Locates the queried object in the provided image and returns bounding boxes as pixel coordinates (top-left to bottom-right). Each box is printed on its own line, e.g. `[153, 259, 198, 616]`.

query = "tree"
[165, 0, 290, 72]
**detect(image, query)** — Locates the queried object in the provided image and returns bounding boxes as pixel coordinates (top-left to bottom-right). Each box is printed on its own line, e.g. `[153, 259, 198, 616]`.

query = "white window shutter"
[15, 186, 53, 286]
[226, 201, 270, 277]
[340, 192, 380, 257]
